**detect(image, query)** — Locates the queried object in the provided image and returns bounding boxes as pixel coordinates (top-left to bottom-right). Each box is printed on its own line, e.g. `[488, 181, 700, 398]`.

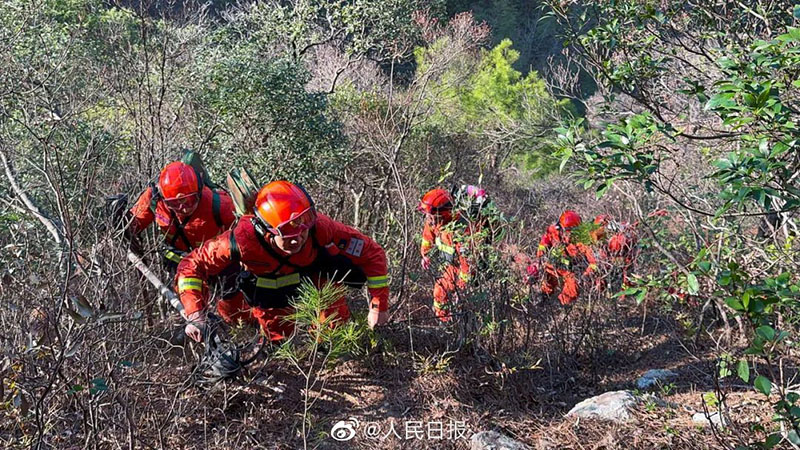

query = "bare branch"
[0, 145, 64, 246]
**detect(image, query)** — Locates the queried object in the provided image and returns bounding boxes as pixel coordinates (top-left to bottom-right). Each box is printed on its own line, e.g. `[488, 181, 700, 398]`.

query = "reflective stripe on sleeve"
[367, 275, 389, 288]
[178, 277, 203, 292]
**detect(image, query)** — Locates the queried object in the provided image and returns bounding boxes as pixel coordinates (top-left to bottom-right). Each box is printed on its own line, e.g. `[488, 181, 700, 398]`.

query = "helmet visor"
[417, 202, 452, 214]
[163, 193, 200, 216]
[268, 207, 316, 238]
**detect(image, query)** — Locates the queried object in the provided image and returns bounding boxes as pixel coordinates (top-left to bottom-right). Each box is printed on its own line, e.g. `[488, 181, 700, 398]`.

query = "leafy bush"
[548, 1, 800, 445]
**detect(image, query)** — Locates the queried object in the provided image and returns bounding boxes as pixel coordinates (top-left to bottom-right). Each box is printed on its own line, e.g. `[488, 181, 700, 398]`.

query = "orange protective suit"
[129, 185, 236, 267]
[421, 216, 472, 322]
[176, 213, 389, 340]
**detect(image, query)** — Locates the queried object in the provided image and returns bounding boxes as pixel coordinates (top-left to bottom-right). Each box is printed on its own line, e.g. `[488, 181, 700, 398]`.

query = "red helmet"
[159, 162, 201, 215]
[159, 162, 199, 199]
[559, 210, 581, 229]
[254, 181, 316, 237]
[418, 189, 453, 215]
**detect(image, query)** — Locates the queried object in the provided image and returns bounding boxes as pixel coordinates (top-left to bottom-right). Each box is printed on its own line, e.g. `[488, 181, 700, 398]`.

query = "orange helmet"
[418, 189, 453, 216]
[159, 162, 201, 215]
[559, 210, 581, 229]
[159, 162, 199, 199]
[254, 181, 316, 237]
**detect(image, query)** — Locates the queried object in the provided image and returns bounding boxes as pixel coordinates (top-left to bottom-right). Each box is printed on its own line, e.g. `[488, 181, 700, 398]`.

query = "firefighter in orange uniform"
[176, 181, 390, 342]
[418, 188, 472, 322]
[128, 161, 236, 273]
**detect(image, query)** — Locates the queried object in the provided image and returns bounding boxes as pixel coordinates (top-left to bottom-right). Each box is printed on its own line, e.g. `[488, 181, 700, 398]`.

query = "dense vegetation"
[1, 1, 799, 448]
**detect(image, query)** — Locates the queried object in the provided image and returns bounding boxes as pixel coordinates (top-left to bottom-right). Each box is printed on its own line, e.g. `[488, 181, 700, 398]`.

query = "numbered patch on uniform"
[345, 238, 364, 257]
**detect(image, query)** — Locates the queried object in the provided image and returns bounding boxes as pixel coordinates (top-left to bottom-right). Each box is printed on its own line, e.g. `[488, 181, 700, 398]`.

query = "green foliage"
[555, 113, 668, 198]
[0, 0, 136, 246]
[192, 47, 346, 185]
[461, 40, 546, 121]
[277, 280, 363, 364]
[704, 29, 800, 214]
[568, 220, 602, 246]
[239, 0, 441, 62]
[737, 359, 750, 383]
[549, 1, 800, 445]
[415, 38, 563, 176]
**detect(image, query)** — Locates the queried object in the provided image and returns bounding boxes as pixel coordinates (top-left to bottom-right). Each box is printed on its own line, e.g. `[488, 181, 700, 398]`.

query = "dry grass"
[2, 295, 772, 450]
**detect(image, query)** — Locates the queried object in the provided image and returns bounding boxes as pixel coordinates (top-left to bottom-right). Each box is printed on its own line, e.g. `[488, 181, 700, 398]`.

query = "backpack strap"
[193, 167, 205, 189]
[147, 182, 191, 250]
[211, 190, 223, 228]
[168, 209, 194, 250]
[229, 231, 241, 263]
[148, 183, 160, 214]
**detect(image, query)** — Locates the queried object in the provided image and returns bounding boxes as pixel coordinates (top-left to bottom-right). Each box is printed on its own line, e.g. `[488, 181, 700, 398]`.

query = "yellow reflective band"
[435, 237, 455, 254]
[178, 277, 203, 292]
[255, 273, 301, 289]
[367, 275, 389, 288]
[164, 250, 183, 263]
[421, 239, 432, 248]
[459, 271, 471, 282]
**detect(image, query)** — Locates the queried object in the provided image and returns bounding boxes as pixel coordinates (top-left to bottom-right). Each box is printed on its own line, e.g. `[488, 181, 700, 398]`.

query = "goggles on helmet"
[163, 193, 200, 215]
[417, 202, 452, 214]
[265, 207, 316, 238]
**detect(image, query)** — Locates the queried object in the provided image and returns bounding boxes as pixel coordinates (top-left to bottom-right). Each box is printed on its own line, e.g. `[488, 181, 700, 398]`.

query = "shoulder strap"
[168, 209, 193, 250]
[211, 190, 223, 228]
[193, 167, 206, 189]
[148, 183, 160, 214]
[229, 231, 241, 263]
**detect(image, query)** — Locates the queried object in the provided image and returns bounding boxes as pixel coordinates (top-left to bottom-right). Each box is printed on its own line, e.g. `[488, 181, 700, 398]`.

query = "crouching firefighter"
[126, 159, 242, 336]
[176, 180, 390, 343]
[418, 188, 471, 323]
[418, 186, 489, 322]
[128, 159, 237, 276]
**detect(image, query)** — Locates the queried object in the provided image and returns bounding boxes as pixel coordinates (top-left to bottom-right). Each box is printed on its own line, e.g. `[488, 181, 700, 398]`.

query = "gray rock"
[470, 431, 531, 450]
[635, 369, 678, 390]
[692, 411, 727, 428]
[566, 390, 637, 423]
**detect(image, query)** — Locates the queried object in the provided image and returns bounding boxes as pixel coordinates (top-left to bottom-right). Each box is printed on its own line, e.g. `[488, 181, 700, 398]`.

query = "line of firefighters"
[125, 158, 599, 343]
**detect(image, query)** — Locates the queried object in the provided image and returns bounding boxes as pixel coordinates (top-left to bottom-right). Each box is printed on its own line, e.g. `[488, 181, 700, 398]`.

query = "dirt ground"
[132, 296, 786, 450]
